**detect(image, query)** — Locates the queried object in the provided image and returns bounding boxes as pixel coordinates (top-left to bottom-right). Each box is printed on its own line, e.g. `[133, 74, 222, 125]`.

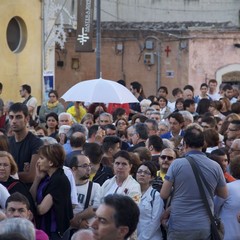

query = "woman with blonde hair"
[0, 151, 36, 217]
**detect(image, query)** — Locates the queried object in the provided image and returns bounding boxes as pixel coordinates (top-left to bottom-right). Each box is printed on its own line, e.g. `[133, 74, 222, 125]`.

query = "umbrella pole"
[96, 0, 101, 78]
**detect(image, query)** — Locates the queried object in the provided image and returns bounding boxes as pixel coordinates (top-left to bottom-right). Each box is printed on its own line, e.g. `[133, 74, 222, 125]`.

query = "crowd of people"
[0, 78, 239, 240]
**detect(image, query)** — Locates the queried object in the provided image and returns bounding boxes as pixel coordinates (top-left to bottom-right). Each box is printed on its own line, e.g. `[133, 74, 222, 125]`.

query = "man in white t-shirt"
[69, 154, 100, 229]
[20, 84, 38, 122]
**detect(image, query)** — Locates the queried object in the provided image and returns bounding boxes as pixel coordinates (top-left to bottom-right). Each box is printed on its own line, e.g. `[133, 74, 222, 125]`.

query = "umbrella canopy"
[61, 78, 139, 104]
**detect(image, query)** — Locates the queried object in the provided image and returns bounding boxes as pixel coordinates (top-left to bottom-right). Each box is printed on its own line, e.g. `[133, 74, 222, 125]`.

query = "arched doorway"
[216, 64, 240, 87]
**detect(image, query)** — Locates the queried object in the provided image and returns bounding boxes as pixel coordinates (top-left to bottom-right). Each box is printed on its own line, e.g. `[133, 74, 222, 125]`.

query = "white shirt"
[74, 180, 101, 215]
[0, 183, 10, 209]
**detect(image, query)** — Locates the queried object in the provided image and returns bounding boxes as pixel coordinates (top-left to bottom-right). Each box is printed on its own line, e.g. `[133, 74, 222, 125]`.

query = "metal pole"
[96, 0, 101, 78]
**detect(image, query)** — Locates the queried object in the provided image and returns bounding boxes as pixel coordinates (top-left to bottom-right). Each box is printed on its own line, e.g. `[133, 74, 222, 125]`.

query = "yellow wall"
[0, 0, 42, 104]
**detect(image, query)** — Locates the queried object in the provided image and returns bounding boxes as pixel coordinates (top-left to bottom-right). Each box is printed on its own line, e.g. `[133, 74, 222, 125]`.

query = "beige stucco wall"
[0, 0, 42, 104]
[188, 31, 240, 96]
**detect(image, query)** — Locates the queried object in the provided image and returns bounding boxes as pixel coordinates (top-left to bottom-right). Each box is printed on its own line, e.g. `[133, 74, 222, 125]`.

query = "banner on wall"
[43, 71, 54, 102]
[75, 0, 94, 52]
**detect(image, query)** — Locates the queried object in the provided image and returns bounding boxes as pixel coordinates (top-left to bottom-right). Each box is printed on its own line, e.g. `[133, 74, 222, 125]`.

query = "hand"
[161, 207, 171, 229]
[237, 212, 240, 223]
[23, 162, 30, 172]
[79, 219, 89, 229]
[35, 162, 46, 179]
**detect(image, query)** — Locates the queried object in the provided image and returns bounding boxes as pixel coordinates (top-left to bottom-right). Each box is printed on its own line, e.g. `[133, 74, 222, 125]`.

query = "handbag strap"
[185, 156, 216, 224]
[84, 181, 93, 210]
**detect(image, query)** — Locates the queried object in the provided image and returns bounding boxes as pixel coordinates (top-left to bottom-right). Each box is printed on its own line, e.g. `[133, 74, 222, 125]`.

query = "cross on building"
[165, 46, 171, 57]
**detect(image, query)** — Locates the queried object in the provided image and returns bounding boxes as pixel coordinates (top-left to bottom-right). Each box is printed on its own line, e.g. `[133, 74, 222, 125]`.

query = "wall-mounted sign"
[166, 70, 174, 78]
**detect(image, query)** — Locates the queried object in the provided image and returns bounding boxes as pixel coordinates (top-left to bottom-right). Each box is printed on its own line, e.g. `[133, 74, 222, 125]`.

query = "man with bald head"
[158, 148, 176, 180]
[70, 154, 100, 230]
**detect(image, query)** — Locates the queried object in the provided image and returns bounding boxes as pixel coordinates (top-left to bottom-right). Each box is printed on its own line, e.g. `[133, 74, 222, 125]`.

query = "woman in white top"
[100, 150, 141, 204]
[136, 161, 164, 240]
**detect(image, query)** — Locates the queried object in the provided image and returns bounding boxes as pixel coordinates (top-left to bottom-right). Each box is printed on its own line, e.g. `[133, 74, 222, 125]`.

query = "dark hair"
[183, 99, 195, 109]
[172, 88, 183, 97]
[21, 84, 31, 94]
[222, 84, 233, 91]
[158, 86, 168, 95]
[130, 81, 142, 93]
[133, 123, 148, 140]
[138, 161, 157, 177]
[147, 95, 157, 103]
[184, 125, 204, 148]
[46, 112, 58, 122]
[168, 112, 184, 124]
[69, 154, 86, 168]
[88, 125, 99, 138]
[131, 114, 148, 125]
[150, 101, 160, 108]
[147, 135, 163, 152]
[104, 124, 116, 131]
[102, 136, 121, 153]
[9, 102, 29, 117]
[133, 147, 152, 162]
[38, 144, 65, 168]
[112, 108, 126, 122]
[70, 132, 86, 148]
[83, 142, 103, 164]
[201, 116, 217, 129]
[0, 83, 3, 91]
[183, 84, 194, 92]
[230, 155, 240, 179]
[117, 79, 126, 86]
[48, 90, 58, 99]
[158, 96, 168, 105]
[203, 129, 219, 147]
[6, 192, 30, 210]
[208, 79, 217, 84]
[200, 83, 208, 89]
[102, 194, 140, 239]
[196, 99, 211, 115]
[209, 100, 222, 111]
[113, 150, 133, 165]
[231, 102, 240, 114]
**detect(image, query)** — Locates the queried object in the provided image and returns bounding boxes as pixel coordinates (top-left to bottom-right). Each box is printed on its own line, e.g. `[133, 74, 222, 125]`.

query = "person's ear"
[118, 226, 129, 239]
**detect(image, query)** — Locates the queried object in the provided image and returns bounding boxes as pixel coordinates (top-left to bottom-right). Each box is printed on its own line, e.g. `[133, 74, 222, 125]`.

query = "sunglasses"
[160, 155, 174, 161]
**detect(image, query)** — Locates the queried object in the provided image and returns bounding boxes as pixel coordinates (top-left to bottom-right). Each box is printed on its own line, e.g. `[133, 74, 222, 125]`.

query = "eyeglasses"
[117, 122, 126, 126]
[201, 125, 210, 129]
[77, 164, 92, 169]
[137, 170, 151, 175]
[0, 163, 10, 168]
[160, 155, 174, 161]
[228, 128, 239, 132]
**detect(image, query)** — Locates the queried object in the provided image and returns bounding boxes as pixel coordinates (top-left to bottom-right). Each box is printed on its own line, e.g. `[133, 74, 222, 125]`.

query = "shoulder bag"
[186, 156, 224, 240]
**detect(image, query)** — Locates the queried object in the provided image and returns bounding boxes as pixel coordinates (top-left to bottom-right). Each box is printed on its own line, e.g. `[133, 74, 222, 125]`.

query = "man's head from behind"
[91, 194, 139, 240]
[183, 123, 204, 149]
[5, 192, 31, 219]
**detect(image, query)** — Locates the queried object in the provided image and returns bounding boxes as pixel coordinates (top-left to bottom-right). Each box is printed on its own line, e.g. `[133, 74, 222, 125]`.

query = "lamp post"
[96, 0, 101, 78]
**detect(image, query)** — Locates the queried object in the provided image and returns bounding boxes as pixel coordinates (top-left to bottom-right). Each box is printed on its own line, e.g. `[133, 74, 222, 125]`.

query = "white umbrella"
[61, 78, 139, 104]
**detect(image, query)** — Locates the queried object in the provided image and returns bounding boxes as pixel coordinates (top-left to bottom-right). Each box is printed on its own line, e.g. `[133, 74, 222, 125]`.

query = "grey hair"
[0, 218, 35, 240]
[41, 136, 58, 145]
[179, 110, 193, 123]
[162, 139, 175, 149]
[99, 112, 113, 123]
[71, 229, 94, 240]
